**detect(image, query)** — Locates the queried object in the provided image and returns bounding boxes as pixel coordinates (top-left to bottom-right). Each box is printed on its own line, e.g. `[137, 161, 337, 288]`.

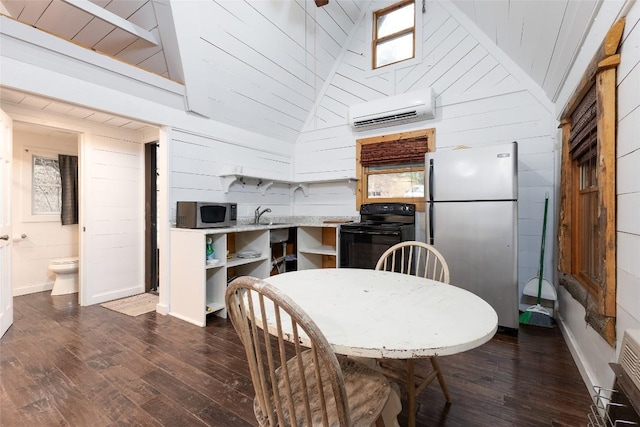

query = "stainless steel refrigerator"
[425, 142, 518, 331]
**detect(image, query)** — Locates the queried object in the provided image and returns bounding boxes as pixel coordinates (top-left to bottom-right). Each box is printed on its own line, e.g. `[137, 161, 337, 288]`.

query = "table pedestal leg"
[382, 381, 401, 427]
[349, 357, 401, 427]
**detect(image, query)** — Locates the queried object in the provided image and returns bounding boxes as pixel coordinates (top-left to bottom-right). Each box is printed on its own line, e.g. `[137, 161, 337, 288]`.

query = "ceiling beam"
[61, 0, 159, 45]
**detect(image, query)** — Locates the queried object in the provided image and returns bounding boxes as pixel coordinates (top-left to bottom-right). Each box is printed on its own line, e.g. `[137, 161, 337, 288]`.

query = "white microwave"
[176, 202, 237, 229]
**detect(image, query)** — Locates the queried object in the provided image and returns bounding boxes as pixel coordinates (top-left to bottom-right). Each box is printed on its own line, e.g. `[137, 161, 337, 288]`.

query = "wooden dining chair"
[226, 276, 390, 427]
[375, 241, 452, 425]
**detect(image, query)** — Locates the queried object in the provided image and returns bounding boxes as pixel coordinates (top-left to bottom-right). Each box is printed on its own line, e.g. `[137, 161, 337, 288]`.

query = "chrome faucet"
[254, 206, 271, 224]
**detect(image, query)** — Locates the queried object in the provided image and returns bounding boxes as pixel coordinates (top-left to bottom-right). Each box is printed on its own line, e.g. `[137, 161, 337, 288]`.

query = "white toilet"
[49, 257, 79, 295]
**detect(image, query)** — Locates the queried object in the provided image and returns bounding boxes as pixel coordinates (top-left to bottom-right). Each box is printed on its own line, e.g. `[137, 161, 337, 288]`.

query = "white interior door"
[80, 132, 145, 306]
[0, 109, 13, 337]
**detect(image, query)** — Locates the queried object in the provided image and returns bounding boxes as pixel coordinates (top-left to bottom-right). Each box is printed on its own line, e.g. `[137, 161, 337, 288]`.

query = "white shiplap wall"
[192, 0, 365, 143]
[615, 1, 640, 337]
[168, 128, 294, 221]
[294, 0, 557, 293]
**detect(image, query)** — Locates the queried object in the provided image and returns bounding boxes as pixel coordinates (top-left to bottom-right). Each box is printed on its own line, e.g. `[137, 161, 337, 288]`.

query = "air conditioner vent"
[353, 110, 418, 128]
[619, 329, 640, 392]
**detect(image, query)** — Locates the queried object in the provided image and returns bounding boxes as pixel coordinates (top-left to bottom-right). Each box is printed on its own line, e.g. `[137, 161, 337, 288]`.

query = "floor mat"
[100, 293, 158, 317]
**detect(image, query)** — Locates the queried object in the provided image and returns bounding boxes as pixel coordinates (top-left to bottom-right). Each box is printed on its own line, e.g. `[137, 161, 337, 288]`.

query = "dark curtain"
[58, 154, 78, 225]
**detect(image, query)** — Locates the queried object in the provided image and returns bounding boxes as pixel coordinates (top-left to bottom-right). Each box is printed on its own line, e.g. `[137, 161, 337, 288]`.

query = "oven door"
[339, 228, 403, 269]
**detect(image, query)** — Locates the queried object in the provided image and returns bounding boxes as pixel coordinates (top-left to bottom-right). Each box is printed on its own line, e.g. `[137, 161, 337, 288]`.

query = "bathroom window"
[32, 155, 62, 215]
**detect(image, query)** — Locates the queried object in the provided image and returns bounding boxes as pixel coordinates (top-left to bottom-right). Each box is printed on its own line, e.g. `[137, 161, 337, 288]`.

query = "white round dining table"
[264, 268, 498, 359]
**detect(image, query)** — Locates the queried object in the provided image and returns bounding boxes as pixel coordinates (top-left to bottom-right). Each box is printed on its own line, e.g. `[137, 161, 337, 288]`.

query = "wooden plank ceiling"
[0, 86, 157, 134]
[451, 0, 603, 102]
[0, 0, 174, 80]
[0, 0, 603, 141]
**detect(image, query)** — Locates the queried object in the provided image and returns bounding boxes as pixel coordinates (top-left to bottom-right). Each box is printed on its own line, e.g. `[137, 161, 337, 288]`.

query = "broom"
[519, 193, 556, 328]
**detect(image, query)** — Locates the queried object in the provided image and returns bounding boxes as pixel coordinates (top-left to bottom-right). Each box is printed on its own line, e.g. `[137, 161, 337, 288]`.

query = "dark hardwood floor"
[1, 291, 593, 426]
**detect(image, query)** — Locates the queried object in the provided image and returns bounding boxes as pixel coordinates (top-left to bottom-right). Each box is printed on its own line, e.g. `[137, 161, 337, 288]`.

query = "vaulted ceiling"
[0, 0, 603, 139]
[451, 0, 602, 102]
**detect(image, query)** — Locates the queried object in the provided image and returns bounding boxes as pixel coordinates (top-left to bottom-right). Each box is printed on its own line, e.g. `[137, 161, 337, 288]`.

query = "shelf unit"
[220, 174, 357, 196]
[297, 226, 339, 270]
[170, 228, 269, 327]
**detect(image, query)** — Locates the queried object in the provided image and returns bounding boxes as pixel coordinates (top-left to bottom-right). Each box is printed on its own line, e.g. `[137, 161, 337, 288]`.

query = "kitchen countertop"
[171, 216, 358, 234]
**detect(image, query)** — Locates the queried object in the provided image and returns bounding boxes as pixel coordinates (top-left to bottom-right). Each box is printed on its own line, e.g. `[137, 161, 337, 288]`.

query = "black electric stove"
[339, 203, 416, 269]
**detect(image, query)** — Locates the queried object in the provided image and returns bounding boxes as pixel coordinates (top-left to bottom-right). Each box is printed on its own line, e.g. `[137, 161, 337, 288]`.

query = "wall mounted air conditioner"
[348, 88, 435, 131]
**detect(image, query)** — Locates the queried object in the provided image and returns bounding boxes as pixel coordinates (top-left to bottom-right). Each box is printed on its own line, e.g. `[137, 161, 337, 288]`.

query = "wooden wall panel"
[192, 0, 362, 143]
[426, 45, 487, 92]
[293, 184, 357, 216]
[402, 35, 479, 93]
[451, 0, 602, 102]
[440, 55, 495, 96]
[0, 17, 184, 113]
[615, 6, 640, 330]
[168, 128, 294, 222]
[199, 51, 313, 112]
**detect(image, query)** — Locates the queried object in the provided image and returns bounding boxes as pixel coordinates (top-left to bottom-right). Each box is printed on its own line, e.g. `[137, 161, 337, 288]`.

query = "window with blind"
[557, 17, 624, 346]
[356, 128, 435, 211]
[569, 84, 600, 296]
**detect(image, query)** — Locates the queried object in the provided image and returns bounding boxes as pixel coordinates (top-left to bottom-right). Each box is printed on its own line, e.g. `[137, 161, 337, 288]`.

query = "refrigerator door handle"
[428, 159, 434, 202]
[428, 202, 434, 245]
[427, 159, 434, 245]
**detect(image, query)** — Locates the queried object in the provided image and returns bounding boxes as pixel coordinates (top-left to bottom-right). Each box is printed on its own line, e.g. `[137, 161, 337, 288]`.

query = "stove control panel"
[360, 203, 415, 216]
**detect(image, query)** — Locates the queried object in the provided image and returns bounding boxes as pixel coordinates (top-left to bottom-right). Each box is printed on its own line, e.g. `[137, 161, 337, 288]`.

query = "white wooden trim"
[156, 126, 171, 315]
[0, 17, 181, 94]
[0, 107, 14, 338]
[557, 313, 602, 398]
[0, 41, 185, 115]
[152, 0, 185, 84]
[61, 0, 159, 45]
[300, 2, 372, 133]
[0, 57, 292, 156]
[169, 1, 211, 117]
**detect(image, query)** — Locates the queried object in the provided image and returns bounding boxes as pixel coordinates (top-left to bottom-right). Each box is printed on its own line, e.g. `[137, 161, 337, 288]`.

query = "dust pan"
[522, 276, 557, 302]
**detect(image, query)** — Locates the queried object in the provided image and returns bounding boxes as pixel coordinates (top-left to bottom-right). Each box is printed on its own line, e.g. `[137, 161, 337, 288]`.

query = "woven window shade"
[569, 84, 597, 162]
[360, 137, 428, 166]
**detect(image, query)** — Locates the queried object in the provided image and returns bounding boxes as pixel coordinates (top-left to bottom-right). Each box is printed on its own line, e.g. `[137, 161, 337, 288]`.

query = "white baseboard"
[156, 303, 169, 315]
[556, 315, 596, 397]
[13, 282, 53, 297]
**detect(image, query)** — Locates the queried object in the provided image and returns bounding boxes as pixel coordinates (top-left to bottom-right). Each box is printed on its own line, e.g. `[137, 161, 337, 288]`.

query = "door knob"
[0, 235, 8, 240]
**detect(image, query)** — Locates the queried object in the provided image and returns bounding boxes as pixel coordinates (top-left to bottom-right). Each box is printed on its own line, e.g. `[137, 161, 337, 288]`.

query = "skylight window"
[373, 0, 416, 69]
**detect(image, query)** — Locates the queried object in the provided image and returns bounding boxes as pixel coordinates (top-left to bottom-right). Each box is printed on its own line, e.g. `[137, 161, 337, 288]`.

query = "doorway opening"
[145, 142, 159, 293]
[11, 122, 80, 298]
